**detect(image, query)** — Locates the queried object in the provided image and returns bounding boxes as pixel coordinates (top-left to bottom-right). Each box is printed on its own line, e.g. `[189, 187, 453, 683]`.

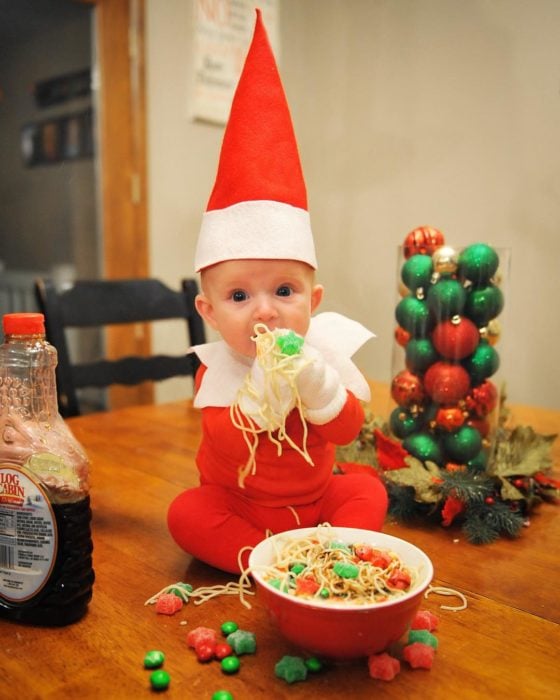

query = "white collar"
[190, 312, 375, 408]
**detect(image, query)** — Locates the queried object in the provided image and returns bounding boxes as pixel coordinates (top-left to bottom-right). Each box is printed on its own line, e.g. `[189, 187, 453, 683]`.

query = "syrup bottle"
[0, 313, 94, 625]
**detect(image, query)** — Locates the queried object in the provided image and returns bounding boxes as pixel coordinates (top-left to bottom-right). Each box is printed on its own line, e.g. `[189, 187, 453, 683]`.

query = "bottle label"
[0, 465, 57, 603]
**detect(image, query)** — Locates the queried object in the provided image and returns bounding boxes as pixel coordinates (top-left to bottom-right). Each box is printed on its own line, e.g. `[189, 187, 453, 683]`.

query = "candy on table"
[212, 691, 234, 700]
[220, 620, 239, 636]
[221, 656, 241, 674]
[214, 642, 234, 660]
[168, 582, 193, 599]
[149, 669, 171, 691]
[403, 642, 436, 669]
[367, 652, 401, 681]
[274, 655, 308, 684]
[155, 592, 183, 615]
[145, 581, 193, 607]
[195, 642, 216, 663]
[143, 649, 165, 669]
[187, 626, 219, 648]
[411, 609, 439, 631]
[226, 629, 257, 655]
[304, 657, 323, 673]
[408, 629, 439, 649]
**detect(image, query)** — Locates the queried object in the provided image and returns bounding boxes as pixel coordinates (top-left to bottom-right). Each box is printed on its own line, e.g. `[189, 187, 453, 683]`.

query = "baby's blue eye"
[232, 290, 247, 302]
[276, 285, 292, 297]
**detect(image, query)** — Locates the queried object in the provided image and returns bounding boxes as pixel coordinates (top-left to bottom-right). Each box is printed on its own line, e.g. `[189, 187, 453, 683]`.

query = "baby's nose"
[254, 296, 279, 322]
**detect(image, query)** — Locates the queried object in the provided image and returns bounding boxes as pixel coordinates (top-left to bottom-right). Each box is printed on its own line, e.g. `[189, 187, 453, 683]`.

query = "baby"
[167, 11, 387, 574]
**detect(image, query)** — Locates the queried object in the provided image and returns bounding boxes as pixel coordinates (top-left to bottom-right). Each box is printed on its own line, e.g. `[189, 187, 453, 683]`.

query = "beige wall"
[147, 0, 560, 409]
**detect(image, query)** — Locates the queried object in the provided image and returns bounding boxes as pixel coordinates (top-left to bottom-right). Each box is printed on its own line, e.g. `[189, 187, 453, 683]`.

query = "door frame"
[91, 0, 152, 409]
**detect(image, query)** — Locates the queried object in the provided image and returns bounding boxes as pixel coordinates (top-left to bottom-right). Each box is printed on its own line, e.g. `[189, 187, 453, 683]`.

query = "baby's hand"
[296, 346, 347, 424]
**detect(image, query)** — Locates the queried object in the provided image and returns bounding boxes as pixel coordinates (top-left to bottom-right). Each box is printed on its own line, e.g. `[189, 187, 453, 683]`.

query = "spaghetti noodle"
[255, 524, 417, 606]
[231, 324, 314, 487]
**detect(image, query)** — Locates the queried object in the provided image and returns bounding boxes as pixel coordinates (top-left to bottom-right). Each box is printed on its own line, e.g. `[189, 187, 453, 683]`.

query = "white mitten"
[296, 346, 347, 424]
[236, 355, 296, 430]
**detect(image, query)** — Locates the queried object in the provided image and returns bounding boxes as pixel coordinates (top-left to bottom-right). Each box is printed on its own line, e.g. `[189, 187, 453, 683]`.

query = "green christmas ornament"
[395, 296, 432, 337]
[401, 254, 434, 292]
[405, 337, 439, 373]
[403, 432, 443, 464]
[442, 425, 483, 463]
[458, 243, 499, 286]
[390, 407, 424, 439]
[467, 449, 489, 472]
[463, 341, 500, 385]
[464, 284, 504, 326]
[427, 278, 466, 320]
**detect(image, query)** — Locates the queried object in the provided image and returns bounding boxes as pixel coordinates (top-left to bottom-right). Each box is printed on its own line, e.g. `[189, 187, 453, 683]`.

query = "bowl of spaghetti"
[248, 525, 433, 660]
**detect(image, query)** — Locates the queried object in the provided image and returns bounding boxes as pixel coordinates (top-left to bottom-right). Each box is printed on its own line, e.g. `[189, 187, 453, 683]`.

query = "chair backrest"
[35, 277, 206, 417]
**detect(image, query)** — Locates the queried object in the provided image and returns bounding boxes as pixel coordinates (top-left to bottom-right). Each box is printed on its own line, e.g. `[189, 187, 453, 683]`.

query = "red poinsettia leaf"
[534, 472, 560, 489]
[373, 429, 409, 470]
[441, 495, 465, 527]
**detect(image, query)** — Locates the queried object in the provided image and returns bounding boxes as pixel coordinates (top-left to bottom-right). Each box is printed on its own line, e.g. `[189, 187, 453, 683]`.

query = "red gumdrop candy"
[403, 642, 436, 669]
[187, 626, 218, 648]
[387, 568, 412, 590]
[214, 643, 233, 660]
[295, 576, 320, 596]
[368, 652, 401, 681]
[155, 592, 183, 615]
[411, 610, 439, 631]
[195, 641, 216, 663]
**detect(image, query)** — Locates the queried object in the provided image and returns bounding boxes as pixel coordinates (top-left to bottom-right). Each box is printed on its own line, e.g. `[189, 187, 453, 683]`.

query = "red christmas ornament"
[391, 370, 425, 407]
[435, 406, 466, 431]
[466, 416, 491, 438]
[432, 317, 479, 360]
[423, 361, 471, 403]
[403, 226, 445, 259]
[465, 380, 498, 417]
[394, 325, 411, 347]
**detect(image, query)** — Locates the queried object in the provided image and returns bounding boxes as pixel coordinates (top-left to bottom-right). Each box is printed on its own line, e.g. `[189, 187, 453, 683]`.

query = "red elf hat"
[194, 8, 317, 272]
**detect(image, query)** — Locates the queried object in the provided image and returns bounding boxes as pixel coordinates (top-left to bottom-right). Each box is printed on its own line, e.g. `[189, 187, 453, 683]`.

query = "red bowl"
[249, 527, 433, 660]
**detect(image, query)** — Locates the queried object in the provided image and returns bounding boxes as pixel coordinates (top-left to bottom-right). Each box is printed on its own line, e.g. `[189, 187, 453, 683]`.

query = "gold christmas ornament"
[432, 245, 459, 276]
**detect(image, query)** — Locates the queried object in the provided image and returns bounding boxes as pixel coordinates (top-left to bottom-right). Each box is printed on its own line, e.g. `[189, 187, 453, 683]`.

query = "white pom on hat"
[194, 9, 317, 272]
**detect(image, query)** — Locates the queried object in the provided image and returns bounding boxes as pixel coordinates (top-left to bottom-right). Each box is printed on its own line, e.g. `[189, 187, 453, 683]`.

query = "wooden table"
[1, 385, 559, 699]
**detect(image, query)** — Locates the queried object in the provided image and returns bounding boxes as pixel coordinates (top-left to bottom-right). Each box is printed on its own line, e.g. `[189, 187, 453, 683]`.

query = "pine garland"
[336, 410, 559, 544]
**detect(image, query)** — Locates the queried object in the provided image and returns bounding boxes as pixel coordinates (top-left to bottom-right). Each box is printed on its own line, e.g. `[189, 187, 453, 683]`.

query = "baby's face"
[196, 259, 323, 357]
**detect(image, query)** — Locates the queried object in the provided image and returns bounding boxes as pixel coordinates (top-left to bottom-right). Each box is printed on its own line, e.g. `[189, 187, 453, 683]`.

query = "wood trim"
[94, 0, 152, 408]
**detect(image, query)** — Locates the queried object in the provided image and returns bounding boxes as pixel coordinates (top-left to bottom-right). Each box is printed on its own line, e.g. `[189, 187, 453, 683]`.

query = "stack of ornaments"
[390, 226, 506, 471]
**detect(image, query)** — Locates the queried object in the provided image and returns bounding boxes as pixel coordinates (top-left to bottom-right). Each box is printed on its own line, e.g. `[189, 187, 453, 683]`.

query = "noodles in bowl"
[249, 525, 433, 660]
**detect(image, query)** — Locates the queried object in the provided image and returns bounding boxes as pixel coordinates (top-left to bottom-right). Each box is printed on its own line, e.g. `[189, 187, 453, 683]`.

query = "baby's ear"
[195, 294, 219, 330]
[310, 284, 324, 313]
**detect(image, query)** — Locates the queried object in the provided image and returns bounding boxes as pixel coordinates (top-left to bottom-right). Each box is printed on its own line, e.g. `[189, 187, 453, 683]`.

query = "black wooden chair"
[35, 277, 206, 418]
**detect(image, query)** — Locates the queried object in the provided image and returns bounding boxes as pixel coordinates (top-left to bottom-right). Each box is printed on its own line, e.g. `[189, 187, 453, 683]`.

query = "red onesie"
[168, 364, 388, 574]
